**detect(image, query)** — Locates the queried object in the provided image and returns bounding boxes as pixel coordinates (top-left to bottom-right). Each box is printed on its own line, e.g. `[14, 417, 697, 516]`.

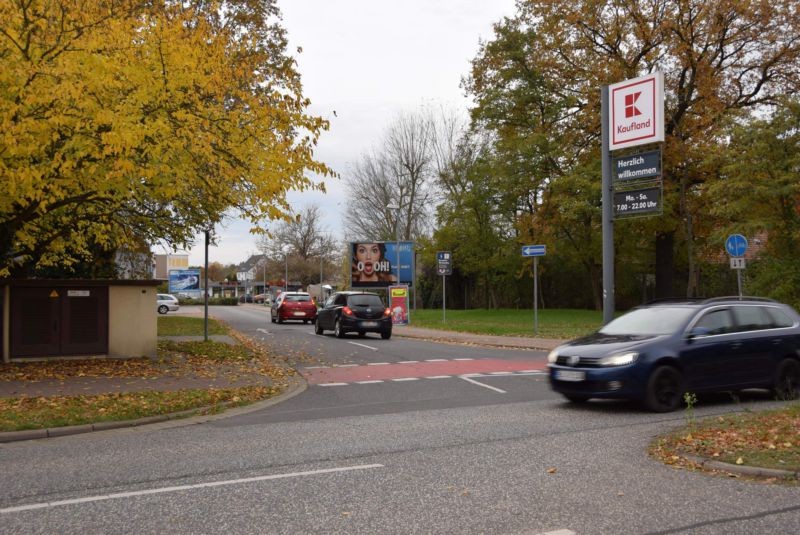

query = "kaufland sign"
[609, 72, 664, 151]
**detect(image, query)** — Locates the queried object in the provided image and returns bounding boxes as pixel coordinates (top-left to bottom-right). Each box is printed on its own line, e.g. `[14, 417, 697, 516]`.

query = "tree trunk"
[655, 232, 675, 298]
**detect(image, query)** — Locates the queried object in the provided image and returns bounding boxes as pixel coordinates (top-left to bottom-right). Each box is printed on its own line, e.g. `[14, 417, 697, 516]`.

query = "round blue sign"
[725, 234, 748, 257]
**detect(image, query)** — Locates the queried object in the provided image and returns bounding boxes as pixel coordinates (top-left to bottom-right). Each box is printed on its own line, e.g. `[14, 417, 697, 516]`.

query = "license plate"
[361, 321, 378, 327]
[555, 370, 585, 382]
[293, 311, 306, 316]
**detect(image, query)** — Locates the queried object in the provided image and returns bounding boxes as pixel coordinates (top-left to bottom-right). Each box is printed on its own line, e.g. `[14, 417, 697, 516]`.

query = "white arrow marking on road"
[348, 342, 379, 351]
[459, 374, 506, 393]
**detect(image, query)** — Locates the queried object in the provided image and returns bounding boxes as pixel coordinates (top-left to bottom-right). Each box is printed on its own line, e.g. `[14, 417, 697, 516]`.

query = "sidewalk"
[393, 325, 564, 351]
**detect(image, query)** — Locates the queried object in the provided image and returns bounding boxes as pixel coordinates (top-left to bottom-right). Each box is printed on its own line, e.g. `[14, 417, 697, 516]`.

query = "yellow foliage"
[0, 0, 334, 275]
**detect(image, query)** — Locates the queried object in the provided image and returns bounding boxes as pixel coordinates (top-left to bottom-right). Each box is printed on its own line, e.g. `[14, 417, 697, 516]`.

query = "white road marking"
[398, 360, 419, 364]
[489, 371, 514, 375]
[391, 377, 419, 382]
[454, 358, 474, 361]
[366, 362, 389, 365]
[256, 328, 272, 336]
[459, 375, 507, 394]
[0, 464, 384, 514]
[337, 364, 359, 367]
[425, 359, 448, 362]
[318, 383, 348, 387]
[348, 342, 379, 351]
[425, 375, 452, 379]
[356, 380, 384, 384]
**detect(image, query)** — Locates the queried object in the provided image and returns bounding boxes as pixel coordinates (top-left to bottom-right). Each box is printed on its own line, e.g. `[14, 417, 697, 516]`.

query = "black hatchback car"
[315, 291, 392, 339]
[548, 297, 800, 412]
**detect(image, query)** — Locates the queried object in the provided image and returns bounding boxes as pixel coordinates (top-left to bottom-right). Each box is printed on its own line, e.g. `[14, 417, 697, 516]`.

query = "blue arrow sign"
[725, 234, 748, 257]
[521, 245, 546, 257]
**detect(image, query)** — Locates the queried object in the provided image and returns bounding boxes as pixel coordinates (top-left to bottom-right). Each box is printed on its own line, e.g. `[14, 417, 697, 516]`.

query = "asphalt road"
[0, 305, 797, 534]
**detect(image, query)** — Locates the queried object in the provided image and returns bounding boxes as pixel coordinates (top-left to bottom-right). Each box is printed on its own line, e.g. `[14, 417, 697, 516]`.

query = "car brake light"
[384, 308, 391, 316]
[343, 306, 353, 316]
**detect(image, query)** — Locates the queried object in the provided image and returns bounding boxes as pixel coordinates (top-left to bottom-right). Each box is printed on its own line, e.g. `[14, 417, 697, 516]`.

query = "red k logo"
[625, 92, 642, 118]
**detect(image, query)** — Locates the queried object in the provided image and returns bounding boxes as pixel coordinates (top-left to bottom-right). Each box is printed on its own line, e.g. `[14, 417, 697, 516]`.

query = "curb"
[682, 453, 800, 480]
[0, 377, 307, 444]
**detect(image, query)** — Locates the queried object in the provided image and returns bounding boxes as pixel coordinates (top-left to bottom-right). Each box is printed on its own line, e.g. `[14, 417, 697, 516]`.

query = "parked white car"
[157, 293, 180, 314]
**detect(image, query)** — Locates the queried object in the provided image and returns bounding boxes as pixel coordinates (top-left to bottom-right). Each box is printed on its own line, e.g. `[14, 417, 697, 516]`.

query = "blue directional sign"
[725, 234, 748, 257]
[521, 245, 546, 257]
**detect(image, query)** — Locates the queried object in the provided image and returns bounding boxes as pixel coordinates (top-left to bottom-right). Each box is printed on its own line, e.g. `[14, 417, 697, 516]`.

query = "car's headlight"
[599, 351, 638, 367]
[547, 349, 559, 364]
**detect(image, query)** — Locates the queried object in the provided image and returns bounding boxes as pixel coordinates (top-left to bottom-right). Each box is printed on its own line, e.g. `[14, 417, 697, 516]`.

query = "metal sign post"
[725, 234, 748, 297]
[522, 245, 546, 335]
[437, 252, 452, 323]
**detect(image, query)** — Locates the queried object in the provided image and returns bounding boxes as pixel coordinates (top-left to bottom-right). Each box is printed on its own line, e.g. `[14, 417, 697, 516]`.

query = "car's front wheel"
[315, 320, 323, 335]
[644, 365, 684, 412]
[158, 305, 169, 315]
[773, 358, 800, 400]
[563, 394, 589, 404]
[334, 319, 345, 338]
[380, 331, 391, 340]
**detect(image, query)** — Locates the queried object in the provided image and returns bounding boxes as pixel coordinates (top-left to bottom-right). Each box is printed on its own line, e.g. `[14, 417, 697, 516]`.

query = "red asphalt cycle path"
[301, 358, 548, 385]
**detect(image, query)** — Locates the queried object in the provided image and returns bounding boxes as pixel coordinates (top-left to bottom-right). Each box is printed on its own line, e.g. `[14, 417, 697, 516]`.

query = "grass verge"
[650, 403, 800, 482]
[0, 327, 294, 432]
[0, 386, 278, 432]
[409, 308, 602, 339]
[158, 315, 229, 336]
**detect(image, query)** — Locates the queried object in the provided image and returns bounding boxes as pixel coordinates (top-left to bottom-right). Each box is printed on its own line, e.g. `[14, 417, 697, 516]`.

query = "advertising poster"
[350, 241, 414, 288]
[169, 269, 200, 293]
[388, 285, 409, 326]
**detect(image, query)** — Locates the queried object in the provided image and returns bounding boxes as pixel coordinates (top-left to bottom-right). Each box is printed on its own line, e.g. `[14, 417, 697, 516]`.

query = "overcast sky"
[184, 0, 517, 266]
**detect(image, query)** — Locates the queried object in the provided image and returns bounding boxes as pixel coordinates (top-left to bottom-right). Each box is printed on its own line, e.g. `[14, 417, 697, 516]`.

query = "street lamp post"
[282, 245, 291, 292]
[386, 203, 401, 283]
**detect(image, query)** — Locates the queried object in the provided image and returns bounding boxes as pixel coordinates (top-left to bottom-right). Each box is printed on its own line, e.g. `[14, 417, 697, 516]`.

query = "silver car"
[157, 293, 180, 314]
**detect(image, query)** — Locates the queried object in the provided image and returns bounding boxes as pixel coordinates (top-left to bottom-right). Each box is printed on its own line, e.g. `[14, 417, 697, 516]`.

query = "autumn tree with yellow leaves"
[0, 0, 333, 277]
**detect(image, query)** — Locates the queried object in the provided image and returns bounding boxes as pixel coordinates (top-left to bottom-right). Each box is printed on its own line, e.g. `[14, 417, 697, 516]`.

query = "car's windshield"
[348, 295, 383, 308]
[599, 306, 697, 336]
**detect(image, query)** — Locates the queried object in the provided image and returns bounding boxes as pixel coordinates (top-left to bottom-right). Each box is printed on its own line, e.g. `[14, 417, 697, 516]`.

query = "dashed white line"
[318, 383, 348, 387]
[398, 360, 419, 364]
[391, 377, 419, 382]
[425, 359, 448, 362]
[454, 358, 474, 361]
[425, 375, 452, 379]
[356, 380, 384, 384]
[0, 464, 384, 514]
[367, 362, 390, 366]
[488, 371, 514, 375]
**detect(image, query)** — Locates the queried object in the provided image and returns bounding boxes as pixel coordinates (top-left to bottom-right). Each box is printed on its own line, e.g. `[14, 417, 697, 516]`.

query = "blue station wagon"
[548, 297, 800, 412]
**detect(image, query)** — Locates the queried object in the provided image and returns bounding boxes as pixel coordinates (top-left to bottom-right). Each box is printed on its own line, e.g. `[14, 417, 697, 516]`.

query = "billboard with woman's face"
[350, 241, 414, 288]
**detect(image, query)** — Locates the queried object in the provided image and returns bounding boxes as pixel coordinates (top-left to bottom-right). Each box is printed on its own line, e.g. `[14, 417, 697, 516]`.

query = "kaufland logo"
[609, 72, 664, 150]
[625, 92, 642, 117]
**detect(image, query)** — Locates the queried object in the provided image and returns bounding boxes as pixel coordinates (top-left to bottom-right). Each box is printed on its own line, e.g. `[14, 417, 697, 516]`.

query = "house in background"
[237, 254, 268, 297]
[153, 252, 189, 280]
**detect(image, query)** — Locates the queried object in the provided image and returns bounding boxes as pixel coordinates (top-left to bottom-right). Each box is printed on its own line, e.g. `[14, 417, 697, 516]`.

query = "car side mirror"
[686, 327, 710, 340]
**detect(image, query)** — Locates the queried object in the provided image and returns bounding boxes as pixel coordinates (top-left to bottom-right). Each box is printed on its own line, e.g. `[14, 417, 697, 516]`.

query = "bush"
[176, 297, 238, 306]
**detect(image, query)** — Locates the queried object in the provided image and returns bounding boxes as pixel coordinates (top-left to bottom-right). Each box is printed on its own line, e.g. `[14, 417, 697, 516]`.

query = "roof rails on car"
[645, 297, 704, 304]
[701, 296, 778, 303]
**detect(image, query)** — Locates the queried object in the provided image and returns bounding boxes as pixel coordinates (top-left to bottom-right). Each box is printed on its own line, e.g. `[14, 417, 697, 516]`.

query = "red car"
[271, 292, 317, 324]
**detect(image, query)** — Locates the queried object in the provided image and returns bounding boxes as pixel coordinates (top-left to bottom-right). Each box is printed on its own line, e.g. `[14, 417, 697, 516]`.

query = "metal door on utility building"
[10, 286, 108, 358]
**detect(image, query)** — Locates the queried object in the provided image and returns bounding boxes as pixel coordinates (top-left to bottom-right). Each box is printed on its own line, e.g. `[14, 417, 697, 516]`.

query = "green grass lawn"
[408, 308, 603, 339]
[157, 316, 229, 336]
